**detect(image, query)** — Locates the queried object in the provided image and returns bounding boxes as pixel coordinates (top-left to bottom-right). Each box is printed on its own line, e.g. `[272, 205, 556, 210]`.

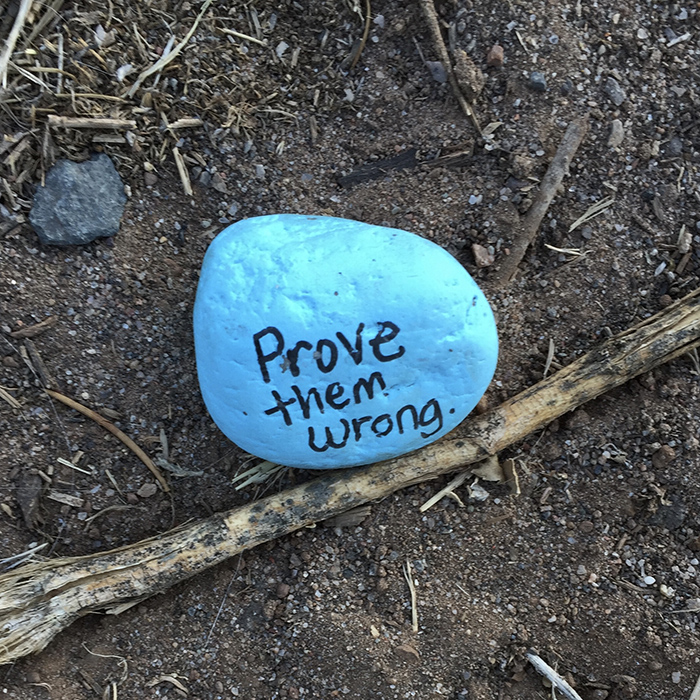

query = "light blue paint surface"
[194, 214, 498, 469]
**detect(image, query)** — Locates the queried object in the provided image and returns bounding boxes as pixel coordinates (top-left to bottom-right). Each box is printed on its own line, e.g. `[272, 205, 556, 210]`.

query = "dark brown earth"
[1, 0, 700, 698]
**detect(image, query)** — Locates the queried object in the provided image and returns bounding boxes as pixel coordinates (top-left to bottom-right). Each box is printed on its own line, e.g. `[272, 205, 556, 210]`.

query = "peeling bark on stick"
[0, 289, 699, 664]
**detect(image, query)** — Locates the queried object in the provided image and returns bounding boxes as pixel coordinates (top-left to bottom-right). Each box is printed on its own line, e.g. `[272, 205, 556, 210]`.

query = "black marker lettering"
[371, 414, 393, 437]
[396, 404, 418, 434]
[351, 415, 372, 441]
[291, 385, 324, 419]
[286, 340, 313, 377]
[353, 371, 386, 403]
[253, 327, 284, 383]
[419, 398, 443, 438]
[336, 323, 365, 365]
[308, 420, 350, 452]
[315, 339, 338, 373]
[263, 390, 296, 426]
[369, 321, 405, 362]
[325, 382, 350, 410]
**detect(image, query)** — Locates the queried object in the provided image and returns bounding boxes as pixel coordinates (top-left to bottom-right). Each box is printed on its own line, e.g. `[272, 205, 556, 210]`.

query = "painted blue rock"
[193, 214, 498, 469]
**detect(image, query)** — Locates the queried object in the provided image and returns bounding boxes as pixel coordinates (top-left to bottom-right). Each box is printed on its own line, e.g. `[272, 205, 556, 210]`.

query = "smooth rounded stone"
[29, 153, 126, 245]
[194, 215, 498, 469]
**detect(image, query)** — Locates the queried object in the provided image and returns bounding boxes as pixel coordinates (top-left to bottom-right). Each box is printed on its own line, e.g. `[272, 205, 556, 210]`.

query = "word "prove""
[253, 322, 405, 383]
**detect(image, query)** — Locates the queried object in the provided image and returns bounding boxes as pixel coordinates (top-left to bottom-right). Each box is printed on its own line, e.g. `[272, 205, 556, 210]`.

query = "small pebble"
[136, 482, 158, 498]
[604, 77, 627, 106]
[394, 643, 420, 663]
[578, 521, 594, 533]
[652, 445, 676, 469]
[608, 119, 625, 148]
[671, 671, 681, 684]
[144, 172, 158, 186]
[664, 136, 683, 158]
[486, 45, 504, 67]
[643, 575, 656, 585]
[211, 172, 227, 193]
[472, 243, 494, 268]
[648, 660, 663, 672]
[276, 582, 291, 598]
[528, 71, 547, 92]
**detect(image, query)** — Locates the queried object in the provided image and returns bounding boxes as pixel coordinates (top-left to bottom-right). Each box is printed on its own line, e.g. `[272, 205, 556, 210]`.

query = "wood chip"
[46, 491, 84, 508]
[9, 316, 57, 339]
[47, 115, 136, 130]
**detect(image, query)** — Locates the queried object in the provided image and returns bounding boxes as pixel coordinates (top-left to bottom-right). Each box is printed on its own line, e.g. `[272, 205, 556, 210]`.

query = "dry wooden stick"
[47, 115, 136, 130]
[419, 0, 482, 135]
[494, 115, 589, 285]
[0, 289, 699, 664]
[0, 0, 34, 89]
[45, 390, 170, 493]
[526, 652, 583, 700]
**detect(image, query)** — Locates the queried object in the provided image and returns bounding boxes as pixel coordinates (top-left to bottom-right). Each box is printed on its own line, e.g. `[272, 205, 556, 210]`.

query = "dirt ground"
[2, 0, 700, 698]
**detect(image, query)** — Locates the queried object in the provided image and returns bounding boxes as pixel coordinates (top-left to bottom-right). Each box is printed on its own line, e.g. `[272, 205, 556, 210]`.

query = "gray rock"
[604, 77, 627, 106]
[648, 494, 686, 530]
[29, 154, 126, 246]
[528, 71, 547, 92]
[664, 136, 683, 158]
[608, 119, 625, 147]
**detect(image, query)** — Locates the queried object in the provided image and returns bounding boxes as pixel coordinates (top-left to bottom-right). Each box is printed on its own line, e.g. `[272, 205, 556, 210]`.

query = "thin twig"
[126, 0, 214, 97]
[526, 652, 583, 700]
[218, 27, 266, 46]
[350, 0, 372, 70]
[403, 559, 419, 633]
[418, 0, 481, 135]
[172, 146, 193, 196]
[420, 470, 470, 512]
[494, 114, 589, 285]
[0, 0, 34, 90]
[45, 389, 170, 493]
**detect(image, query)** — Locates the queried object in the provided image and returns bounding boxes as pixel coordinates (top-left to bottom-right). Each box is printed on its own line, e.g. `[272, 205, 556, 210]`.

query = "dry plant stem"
[349, 0, 372, 70]
[526, 653, 583, 700]
[126, 0, 214, 97]
[418, 0, 482, 135]
[0, 0, 34, 89]
[47, 115, 136, 130]
[494, 115, 589, 285]
[1, 290, 699, 664]
[44, 390, 170, 493]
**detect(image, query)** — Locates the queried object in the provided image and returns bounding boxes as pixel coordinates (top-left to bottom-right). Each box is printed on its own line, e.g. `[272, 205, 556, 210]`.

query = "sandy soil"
[1, 0, 700, 698]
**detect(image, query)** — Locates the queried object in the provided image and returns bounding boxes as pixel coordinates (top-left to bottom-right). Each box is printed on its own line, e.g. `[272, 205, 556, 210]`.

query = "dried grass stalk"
[0, 290, 699, 663]
[0, 0, 34, 89]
